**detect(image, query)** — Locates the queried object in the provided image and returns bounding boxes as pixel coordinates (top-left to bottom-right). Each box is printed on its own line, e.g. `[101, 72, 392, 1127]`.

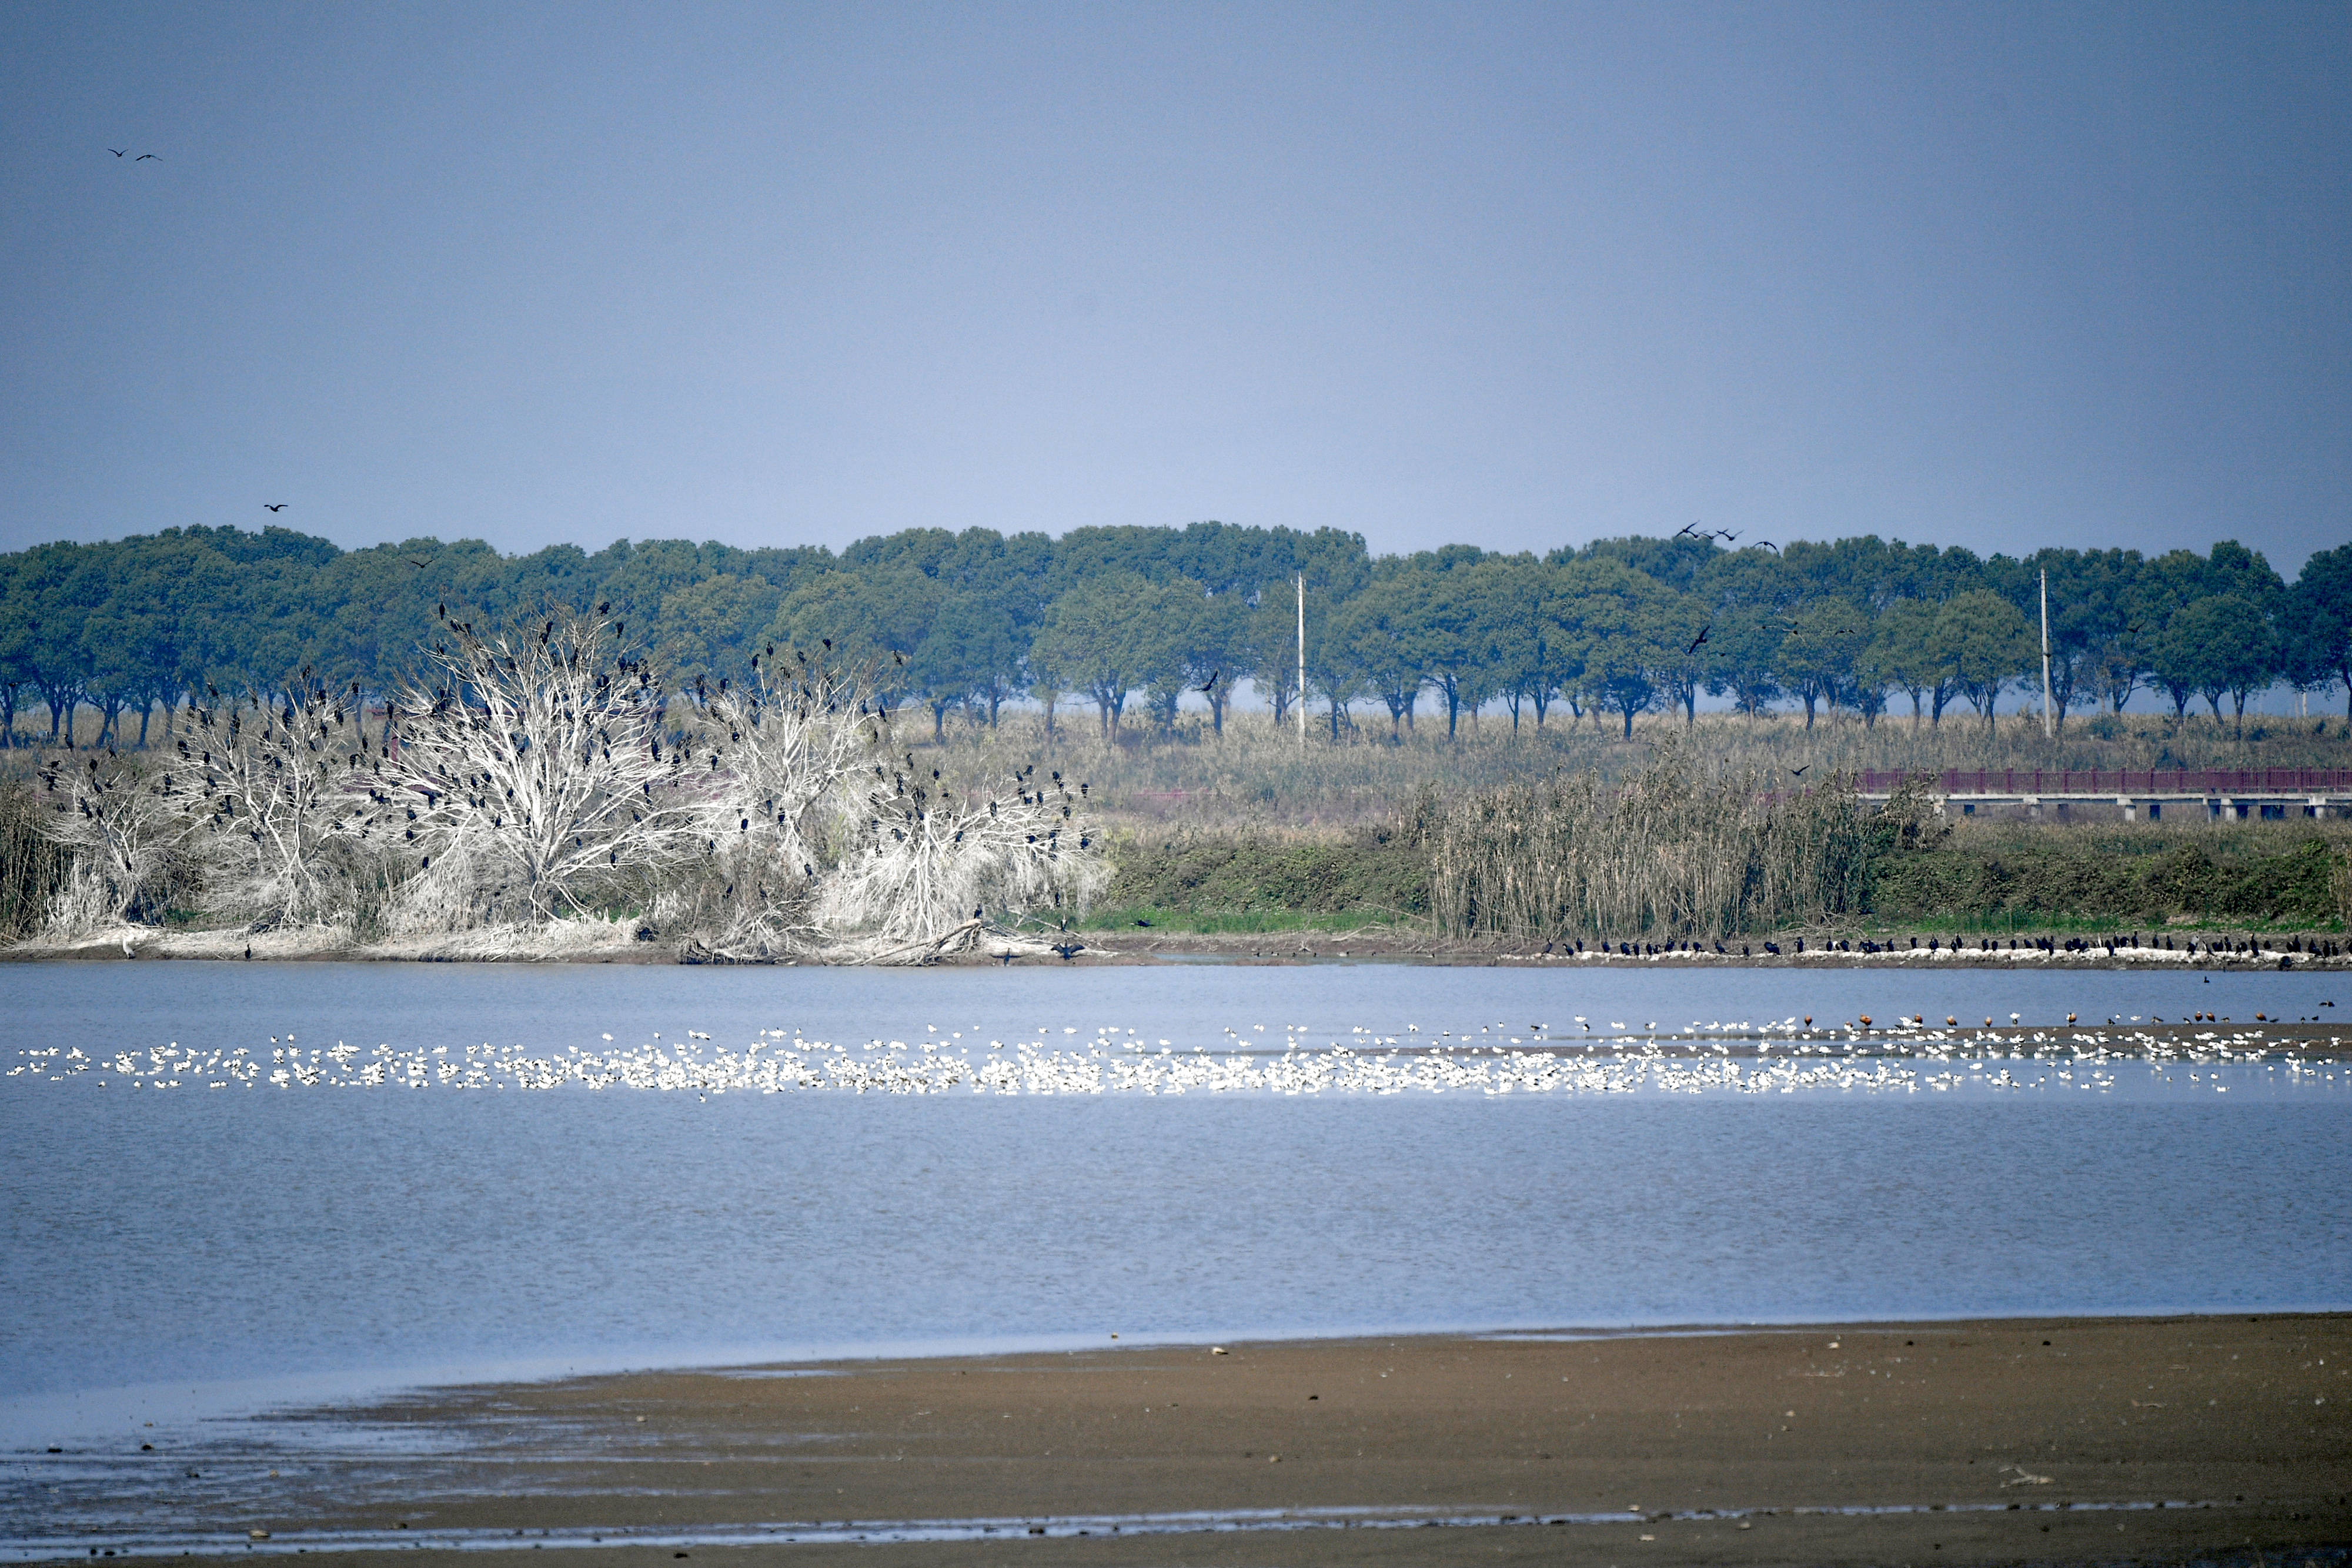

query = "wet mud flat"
[18, 1315, 2348, 1567]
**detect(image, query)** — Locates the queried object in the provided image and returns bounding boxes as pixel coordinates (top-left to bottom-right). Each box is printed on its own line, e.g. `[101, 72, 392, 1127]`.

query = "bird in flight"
[406, 557, 430, 569]
[263, 503, 288, 513]
[1198, 670, 1220, 694]
[109, 148, 128, 158]
[1790, 765, 1810, 777]
[1686, 625, 1710, 655]
[1754, 540, 1779, 551]
[135, 153, 158, 161]
[1675, 521, 1702, 539]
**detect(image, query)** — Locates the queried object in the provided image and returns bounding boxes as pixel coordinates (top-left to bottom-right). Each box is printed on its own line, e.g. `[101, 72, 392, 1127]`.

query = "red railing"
[1857, 769, 2352, 796]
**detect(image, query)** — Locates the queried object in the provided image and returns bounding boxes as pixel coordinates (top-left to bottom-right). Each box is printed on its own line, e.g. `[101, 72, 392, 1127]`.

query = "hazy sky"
[3, 3, 2346, 570]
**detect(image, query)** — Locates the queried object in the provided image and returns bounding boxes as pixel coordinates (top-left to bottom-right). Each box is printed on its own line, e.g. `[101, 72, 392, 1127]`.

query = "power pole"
[2039, 569, 2054, 738]
[1296, 574, 1306, 750]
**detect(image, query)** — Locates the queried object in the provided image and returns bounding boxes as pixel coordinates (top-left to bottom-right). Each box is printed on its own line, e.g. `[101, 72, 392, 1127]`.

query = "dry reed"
[1426, 743, 1868, 942]
[914, 707, 2352, 835]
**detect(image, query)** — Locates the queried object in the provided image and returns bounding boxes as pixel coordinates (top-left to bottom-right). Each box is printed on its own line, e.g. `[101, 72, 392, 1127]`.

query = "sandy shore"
[41, 1315, 2349, 1566]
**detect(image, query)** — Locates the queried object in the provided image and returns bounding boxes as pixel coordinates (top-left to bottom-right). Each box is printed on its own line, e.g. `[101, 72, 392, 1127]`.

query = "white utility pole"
[2039, 569, 2054, 738]
[1296, 574, 1306, 750]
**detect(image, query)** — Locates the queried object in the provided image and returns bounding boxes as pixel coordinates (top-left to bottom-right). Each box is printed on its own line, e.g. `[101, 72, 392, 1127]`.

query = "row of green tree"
[2, 522, 2347, 745]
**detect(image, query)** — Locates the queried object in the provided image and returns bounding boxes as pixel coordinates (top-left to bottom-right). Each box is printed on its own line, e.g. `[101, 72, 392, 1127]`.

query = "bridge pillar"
[2023, 794, 2042, 818]
[2118, 795, 2136, 822]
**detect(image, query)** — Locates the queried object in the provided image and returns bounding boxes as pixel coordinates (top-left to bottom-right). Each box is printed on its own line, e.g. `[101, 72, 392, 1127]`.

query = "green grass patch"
[1101, 830, 1431, 920]
[1865, 825, 2347, 929]
[1068, 905, 1419, 935]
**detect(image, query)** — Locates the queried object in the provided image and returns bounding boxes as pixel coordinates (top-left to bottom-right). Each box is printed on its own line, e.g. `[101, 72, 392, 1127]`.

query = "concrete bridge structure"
[1855, 768, 2352, 822]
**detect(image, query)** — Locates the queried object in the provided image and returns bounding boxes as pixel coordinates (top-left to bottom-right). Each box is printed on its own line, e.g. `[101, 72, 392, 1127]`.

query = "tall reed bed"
[0, 777, 71, 939]
[1426, 747, 1868, 941]
[918, 708, 2352, 834]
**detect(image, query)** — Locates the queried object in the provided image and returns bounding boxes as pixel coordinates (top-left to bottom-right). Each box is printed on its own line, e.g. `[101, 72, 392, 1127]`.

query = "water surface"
[4, 961, 2346, 1450]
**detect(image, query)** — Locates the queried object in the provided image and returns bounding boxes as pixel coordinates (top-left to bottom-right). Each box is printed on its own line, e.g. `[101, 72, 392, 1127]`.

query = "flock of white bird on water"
[8, 1015, 2344, 1096]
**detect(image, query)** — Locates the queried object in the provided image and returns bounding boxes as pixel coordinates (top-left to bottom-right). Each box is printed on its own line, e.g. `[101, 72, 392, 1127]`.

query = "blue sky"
[2, 3, 2345, 570]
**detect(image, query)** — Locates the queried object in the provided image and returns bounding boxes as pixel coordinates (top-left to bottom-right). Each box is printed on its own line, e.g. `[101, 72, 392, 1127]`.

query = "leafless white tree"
[168, 676, 383, 927]
[34, 752, 189, 927]
[821, 759, 1106, 943]
[377, 606, 718, 927]
[673, 647, 895, 955]
[21, 610, 1111, 960]
[701, 646, 892, 881]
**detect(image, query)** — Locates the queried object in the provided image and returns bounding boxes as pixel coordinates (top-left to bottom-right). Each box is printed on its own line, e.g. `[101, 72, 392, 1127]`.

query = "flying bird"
[1686, 625, 1710, 654]
[135, 153, 158, 161]
[1199, 671, 1220, 694]
[1675, 521, 1702, 539]
[1790, 765, 1809, 777]
[1754, 540, 1779, 551]
[109, 149, 128, 158]
[263, 503, 288, 513]
[406, 557, 430, 569]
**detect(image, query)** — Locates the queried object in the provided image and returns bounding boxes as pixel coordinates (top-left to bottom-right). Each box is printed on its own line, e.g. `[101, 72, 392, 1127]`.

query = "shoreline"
[8, 922, 2350, 968]
[15, 1313, 2347, 1566]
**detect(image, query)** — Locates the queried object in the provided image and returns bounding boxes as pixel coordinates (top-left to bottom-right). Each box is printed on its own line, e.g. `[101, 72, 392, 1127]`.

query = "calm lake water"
[4, 960, 2348, 1451]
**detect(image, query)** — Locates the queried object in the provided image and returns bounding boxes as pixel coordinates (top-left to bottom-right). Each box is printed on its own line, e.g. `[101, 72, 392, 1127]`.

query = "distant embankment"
[1097, 809, 2352, 939]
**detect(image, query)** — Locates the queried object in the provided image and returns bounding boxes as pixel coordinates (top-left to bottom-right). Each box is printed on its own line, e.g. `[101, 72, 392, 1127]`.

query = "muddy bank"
[24, 1315, 2348, 1567]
